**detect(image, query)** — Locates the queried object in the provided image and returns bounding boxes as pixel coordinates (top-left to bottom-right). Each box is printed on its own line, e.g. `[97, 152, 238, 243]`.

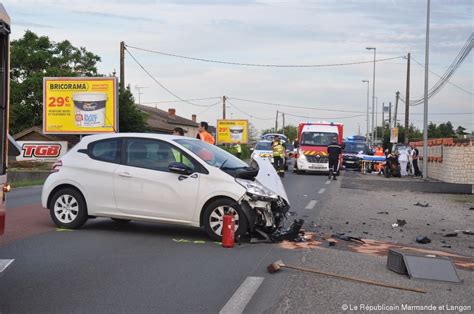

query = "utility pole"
[282, 113, 285, 137]
[422, 0, 431, 179]
[382, 102, 385, 145]
[366, 47, 377, 145]
[375, 97, 378, 142]
[120, 41, 125, 92]
[394, 91, 400, 130]
[388, 102, 392, 129]
[275, 110, 279, 132]
[362, 80, 370, 144]
[222, 96, 227, 119]
[404, 53, 411, 144]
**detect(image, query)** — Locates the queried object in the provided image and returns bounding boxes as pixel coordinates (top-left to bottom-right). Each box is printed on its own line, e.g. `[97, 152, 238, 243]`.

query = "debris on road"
[377, 211, 389, 215]
[443, 232, 458, 238]
[397, 219, 407, 227]
[414, 202, 430, 207]
[387, 249, 462, 283]
[332, 233, 365, 244]
[327, 239, 336, 247]
[442, 245, 452, 248]
[416, 236, 432, 244]
[469, 207, 474, 210]
[267, 259, 426, 293]
[462, 230, 474, 235]
[270, 219, 305, 243]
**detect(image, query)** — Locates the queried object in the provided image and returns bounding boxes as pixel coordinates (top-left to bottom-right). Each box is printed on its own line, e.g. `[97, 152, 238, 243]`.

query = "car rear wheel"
[50, 188, 88, 229]
[203, 199, 248, 241]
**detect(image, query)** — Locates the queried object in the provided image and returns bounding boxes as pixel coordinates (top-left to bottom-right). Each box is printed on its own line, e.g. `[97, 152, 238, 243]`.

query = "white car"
[251, 140, 289, 170]
[41, 133, 290, 240]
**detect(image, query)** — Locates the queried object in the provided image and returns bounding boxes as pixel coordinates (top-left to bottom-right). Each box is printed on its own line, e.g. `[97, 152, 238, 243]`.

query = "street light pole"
[362, 80, 370, 143]
[375, 97, 378, 142]
[366, 47, 376, 146]
[422, 0, 431, 179]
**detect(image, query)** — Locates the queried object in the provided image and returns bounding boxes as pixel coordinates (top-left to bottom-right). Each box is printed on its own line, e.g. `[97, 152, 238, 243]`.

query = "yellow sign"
[217, 120, 249, 144]
[390, 127, 399, 143]
[43, 77, 118, 134]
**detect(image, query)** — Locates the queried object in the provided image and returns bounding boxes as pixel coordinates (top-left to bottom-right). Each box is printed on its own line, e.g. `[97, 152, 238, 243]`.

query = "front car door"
[114, 138, 201, 222]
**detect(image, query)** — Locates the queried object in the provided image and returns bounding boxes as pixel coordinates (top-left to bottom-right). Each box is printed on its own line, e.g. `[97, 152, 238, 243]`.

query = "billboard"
[216, 120, 249, 144]
[16, 141, 68, 162]
[390, 127, 399, 143]
[43, 77, 118, 134]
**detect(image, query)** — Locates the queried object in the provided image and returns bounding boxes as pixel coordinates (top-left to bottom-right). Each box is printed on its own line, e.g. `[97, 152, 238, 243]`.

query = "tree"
[456, 125, 468, 138]
[119, 86, 147, 132]
[10, 30, 101, 134]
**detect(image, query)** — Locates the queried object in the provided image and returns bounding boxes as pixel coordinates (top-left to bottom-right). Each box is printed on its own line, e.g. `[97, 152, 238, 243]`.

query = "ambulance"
[293, 122, 343, 174]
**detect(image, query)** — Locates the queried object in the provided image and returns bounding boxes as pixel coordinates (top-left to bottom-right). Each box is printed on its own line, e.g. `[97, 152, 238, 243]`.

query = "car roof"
[78, 133, 198, 145]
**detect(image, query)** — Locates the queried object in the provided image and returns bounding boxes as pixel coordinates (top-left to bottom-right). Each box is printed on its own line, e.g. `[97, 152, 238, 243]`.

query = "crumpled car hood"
[253, 156, 290, 205]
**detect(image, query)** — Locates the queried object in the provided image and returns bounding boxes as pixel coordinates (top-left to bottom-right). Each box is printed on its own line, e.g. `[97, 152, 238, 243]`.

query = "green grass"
[11, 178, 46, 188]
[449, 195, 474, 204]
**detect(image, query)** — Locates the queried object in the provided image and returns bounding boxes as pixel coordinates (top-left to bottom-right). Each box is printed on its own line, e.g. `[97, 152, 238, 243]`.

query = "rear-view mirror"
[168, 162, 193, 175]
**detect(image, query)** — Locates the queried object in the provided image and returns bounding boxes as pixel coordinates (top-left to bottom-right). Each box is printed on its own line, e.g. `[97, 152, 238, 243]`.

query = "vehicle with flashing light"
[293, 122, 343, 174]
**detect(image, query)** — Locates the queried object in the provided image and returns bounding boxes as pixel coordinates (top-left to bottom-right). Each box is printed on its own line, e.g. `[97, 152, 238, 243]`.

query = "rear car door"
[113, 138, 201, 221]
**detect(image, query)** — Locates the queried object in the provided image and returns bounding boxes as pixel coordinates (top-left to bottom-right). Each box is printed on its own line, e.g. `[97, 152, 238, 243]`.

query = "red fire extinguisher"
[222, 208, 235, 248]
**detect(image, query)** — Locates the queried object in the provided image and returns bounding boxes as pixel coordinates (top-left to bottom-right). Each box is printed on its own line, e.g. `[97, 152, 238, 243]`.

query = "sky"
[5, 0, 474, 136]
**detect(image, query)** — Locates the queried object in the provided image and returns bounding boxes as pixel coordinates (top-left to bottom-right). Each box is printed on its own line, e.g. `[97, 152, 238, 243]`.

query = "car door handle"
[119, 172, 132, 178]
[178, 174, 198, 181]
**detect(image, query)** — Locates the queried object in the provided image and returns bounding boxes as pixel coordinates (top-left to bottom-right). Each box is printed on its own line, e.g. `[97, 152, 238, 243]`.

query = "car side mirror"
[168, 162, 193, 175]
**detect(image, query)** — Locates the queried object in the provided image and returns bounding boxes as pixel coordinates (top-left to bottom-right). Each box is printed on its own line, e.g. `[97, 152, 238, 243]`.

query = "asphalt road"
[1, 167, 472, 313]
[0, 163, 335, 313]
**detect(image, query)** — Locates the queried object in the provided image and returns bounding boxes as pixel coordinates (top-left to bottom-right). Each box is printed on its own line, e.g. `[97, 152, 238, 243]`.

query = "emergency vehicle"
[293, 122, 343, 174]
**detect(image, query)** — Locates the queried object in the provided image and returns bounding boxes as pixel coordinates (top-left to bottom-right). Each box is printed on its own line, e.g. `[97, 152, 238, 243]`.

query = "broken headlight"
[236, 178, 278, 201]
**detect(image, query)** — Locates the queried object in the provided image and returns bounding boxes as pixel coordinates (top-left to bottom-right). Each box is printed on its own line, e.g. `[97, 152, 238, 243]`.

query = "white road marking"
[0, 259, 14, 274]
[318, 188, 326, 194]
[325, 180, 331, 185]
[305, 200, 318, 210]
[220, 276, 264, 314]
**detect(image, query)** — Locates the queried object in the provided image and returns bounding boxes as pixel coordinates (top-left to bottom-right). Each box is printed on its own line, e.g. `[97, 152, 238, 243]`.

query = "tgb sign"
[17, 141, 68, 162]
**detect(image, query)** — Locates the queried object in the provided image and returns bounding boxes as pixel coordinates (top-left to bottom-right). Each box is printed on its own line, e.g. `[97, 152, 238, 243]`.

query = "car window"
[89, 139, 121, 163]
[255, 142, 272, 150]
[126, 138, 191, 172]
[170, 147, 195, 170]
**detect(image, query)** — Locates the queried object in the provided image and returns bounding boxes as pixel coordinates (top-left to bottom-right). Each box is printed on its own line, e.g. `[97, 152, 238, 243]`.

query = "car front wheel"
[50, 188, 88, 229]
[203, 199, 248, 241]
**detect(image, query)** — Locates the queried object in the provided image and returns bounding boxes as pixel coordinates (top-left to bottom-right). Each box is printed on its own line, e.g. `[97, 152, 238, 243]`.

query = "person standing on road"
[233, 142, 242, 159]
[197, 121, 215, 145]
[272, 136, 285, 177]
[327, 136, 342, 180]
[410, 144, 421, 176]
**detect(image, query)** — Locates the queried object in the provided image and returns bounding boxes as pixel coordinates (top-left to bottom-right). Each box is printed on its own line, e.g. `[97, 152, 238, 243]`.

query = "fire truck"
[293, 121, 343, 174]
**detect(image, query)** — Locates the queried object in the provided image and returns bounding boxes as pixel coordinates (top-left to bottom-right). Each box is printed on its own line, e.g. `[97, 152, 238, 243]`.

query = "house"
[137, 105, 199, 137]
[13, 126, 80, 148]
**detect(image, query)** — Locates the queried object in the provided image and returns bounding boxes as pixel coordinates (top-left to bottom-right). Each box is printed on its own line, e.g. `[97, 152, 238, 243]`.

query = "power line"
[125, 44, 404, 68]
[141, 97, 222, 105]
[282, 112, 366, 120]
[228, 97, 365, 113]
[411, 56, 473, 95]
[226, 101, 274, 121]
[125, 48, 219, 108]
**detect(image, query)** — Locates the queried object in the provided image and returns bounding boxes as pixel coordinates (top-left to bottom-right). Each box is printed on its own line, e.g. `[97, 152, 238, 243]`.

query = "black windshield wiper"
[220, 159, 228, 169]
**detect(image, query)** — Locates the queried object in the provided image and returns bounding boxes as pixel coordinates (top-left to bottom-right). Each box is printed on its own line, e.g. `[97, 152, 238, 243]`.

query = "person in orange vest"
[374, 145, 385, 174]
[197, 121, 215, 145]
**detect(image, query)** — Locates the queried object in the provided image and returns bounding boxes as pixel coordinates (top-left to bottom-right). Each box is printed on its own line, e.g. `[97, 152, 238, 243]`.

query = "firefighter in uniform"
[272, 136, 285, 177]
[327, 136, 342, 180]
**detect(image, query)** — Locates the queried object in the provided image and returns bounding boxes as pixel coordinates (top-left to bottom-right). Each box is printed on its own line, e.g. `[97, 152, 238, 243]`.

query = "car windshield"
[175, 138, 248, 169]
[255, 141, 272, 150]
[301, 132, 337, 146]
[344, 142, 368, 153]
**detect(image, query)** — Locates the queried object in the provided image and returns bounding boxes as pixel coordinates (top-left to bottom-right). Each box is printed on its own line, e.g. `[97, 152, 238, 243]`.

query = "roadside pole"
[120, 41, 125, 92]
[394, 92, 399, 129]
[275, 110, 279, 132]
[422, 0, 431, 179]
[404, 53, 411, 144]
[223, 96, 227, 119]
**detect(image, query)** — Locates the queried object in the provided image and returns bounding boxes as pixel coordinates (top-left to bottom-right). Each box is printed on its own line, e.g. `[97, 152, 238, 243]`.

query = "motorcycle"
[383, 152, 401, 178]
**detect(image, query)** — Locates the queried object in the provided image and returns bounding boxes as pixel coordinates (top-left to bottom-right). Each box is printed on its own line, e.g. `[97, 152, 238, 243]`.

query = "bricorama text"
[341, 303, 471, 312]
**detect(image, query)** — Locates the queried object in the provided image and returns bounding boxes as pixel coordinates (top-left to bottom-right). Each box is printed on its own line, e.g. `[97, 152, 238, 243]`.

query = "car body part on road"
[41, 133, 294, 241]
[267, 259, 426, 293]
[294, 122, 343, 174]
[387, 249, 462, 283]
